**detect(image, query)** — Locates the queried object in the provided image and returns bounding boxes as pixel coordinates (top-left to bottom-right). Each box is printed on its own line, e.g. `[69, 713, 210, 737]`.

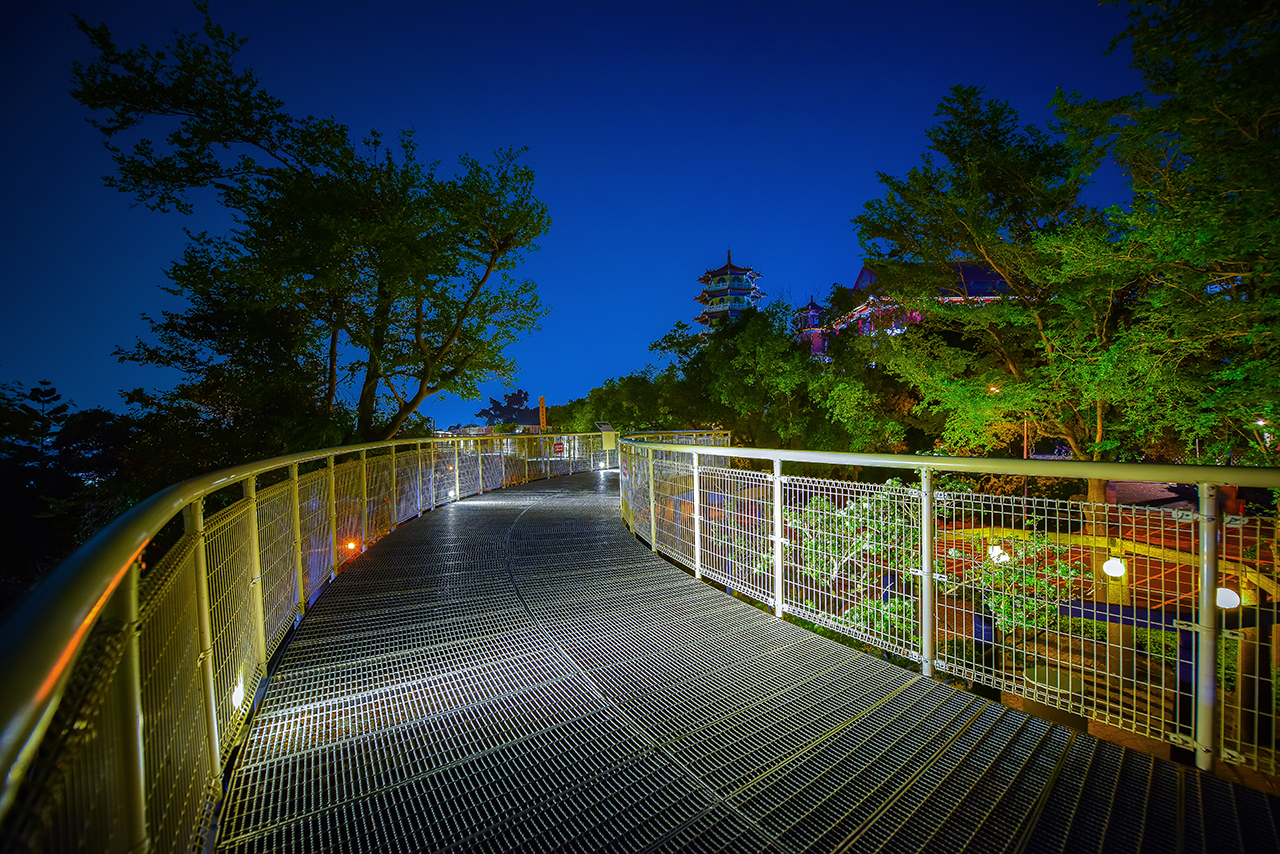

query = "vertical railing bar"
[326, 455, 337, 576]
[243, 477, 268, 680]
[692, 450, 702, 580]
[648, 446, 657, 552]
[184, 499, 222, 788]
[478, 437, 485, 494]
[773, 457, 784, 617]
[454, 442, 461, 500]
[429, 442, 437, 510]
[108, 559, 148, 854]
[389, 444, 397, 529]
[1197, 482, 1219, 772]
[359, 449, 368, 547]
[290, 463, 305, 618]
[415, 441, 423, 516]
[920, 467, 935, 678]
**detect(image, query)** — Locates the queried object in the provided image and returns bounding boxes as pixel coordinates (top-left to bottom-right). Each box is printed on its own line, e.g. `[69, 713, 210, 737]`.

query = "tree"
[73, 3, 549, 446]
[476, 389, 531, 426]
[0, 383, 133, 612]
[1049, 0, 1280, 465]
[852, 85, 1151, 503]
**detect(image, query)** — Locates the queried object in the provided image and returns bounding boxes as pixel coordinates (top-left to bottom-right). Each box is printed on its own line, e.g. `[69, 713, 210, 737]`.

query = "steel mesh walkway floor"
[216, 472, 1280, 853]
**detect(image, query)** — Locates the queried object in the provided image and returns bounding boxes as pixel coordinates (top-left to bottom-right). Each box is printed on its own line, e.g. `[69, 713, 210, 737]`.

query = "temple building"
[794, 264, 1009, 356]
[694, 251, 765, 325]
[794, 295, 828, 358]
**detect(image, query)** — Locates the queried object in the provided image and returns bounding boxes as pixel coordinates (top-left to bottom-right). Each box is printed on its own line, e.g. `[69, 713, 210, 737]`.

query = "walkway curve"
[215, 472, 1278, 853]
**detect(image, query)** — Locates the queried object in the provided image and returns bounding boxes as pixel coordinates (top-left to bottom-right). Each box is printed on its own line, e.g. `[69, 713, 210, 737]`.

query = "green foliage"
[853, 85, 1152, 464]
[1048, 0, 1280, 465]
[74, 4, 550, 446]
[957, 536, 1089, 634]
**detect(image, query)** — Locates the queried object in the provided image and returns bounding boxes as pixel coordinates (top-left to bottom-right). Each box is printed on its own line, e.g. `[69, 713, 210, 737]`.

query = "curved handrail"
[0, 431, 613, 844]
[621, 439, 1280, 487]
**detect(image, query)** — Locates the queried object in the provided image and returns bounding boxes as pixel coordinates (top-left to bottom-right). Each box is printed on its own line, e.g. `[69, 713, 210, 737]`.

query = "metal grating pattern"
[216, 472, 1279, 853]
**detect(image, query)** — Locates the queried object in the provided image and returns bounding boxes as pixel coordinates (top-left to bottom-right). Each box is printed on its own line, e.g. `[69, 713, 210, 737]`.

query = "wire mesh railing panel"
[456, 443, 480, 498]
[365, 454, 394, 538]
[526, 438, 548, 482]
[651, 450, 696, 566]
[430, 446, 457, 505]
[298, 468, 333, 598]
[394, 451, 420, 524]
[480, 442, 504, 492]
[203, 500, 262, 758]
[622, 449, 649, 542]
[700, 467, 774, 607]
[1218, 512, 1279, 773]
[255, 481, 300, 657]
[138, 535, 216, 854]
[0, 624, 130, 854]
[933, 494, 1198, 743]
[783, 477, 923, 661]
[333, 459, 363, 563]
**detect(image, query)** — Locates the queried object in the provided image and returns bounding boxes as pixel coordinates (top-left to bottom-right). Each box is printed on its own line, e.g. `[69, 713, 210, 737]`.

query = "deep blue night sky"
[1, 0, 1143, 429]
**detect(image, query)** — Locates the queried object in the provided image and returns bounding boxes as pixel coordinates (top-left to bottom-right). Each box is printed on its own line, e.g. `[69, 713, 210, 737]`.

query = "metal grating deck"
[215, 472, 1280, 853]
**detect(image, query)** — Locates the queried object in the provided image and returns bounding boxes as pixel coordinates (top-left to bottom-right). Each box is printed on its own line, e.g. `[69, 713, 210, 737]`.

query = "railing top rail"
[0, 432, 604, 815]
[620, 439, 1280, 489]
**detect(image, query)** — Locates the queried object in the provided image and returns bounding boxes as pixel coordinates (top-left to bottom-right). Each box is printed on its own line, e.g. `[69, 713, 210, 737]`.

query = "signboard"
[554, 441, 564, 454]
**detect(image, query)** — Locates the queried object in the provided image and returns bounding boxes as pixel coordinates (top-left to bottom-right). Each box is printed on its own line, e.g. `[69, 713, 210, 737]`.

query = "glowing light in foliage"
[987, 545, 1010, 564]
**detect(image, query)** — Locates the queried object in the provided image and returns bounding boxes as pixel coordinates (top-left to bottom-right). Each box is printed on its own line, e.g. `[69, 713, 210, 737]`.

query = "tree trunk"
[356, 283, 392, 438]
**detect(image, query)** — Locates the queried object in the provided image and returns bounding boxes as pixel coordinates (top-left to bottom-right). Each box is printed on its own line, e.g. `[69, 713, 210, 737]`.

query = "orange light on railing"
[347, 542, 356, 550]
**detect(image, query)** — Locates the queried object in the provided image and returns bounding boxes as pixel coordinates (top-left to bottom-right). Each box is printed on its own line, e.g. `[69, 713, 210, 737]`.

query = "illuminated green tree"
[852, 86, 1151, 502]
[1048, 0, 1280, 464]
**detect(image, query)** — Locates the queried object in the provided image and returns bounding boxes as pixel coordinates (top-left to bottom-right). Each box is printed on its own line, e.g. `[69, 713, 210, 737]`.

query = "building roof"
[698, 249, 760, 284]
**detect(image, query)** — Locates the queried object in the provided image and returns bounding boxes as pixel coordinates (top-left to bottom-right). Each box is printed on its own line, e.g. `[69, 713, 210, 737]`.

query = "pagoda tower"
[694, 250, 765, 325]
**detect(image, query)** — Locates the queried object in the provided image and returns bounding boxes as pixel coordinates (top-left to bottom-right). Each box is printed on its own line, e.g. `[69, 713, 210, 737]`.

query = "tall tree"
[73, 3, 549, 446]
[852, 85, 1147, 502]
[1049, 0, 1280, 465]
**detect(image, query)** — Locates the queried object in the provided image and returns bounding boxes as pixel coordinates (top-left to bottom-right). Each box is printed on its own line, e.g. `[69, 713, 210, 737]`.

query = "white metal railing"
[620, 439, 1280, 777]
[0, 432, 615, 853]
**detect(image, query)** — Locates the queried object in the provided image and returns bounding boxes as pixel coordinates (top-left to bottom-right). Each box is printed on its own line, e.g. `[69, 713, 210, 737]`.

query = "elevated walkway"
[216, 472, 1279, 853]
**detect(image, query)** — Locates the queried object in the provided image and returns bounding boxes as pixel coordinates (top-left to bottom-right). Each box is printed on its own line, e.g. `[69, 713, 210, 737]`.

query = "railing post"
[415, 442, 423, 515]
[1197, 482, 1219, 772]
[478, 437, 485, 494]
[107, 560, 147, 854]
[773, 457, 784, 617]
[359, 449, 368, 545]
[243, 478, 268, 679]
[692, 451, 702, 580]
[647, 446, 657, 552]
[389, 444, 398, 528]
[429, 442, 437, 510]
[524, 436, 530, 483]
[326, 455, 337, 575]
[919, 467, 935, 678]
[183, 499, 222, 788]
[453, 442, 461, 500]
[290, 463, 306, 618]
